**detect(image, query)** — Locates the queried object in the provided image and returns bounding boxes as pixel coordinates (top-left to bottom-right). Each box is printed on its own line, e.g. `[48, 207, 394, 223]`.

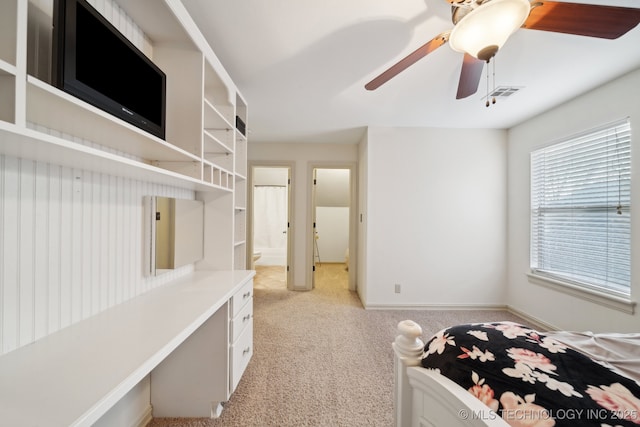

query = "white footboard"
[394, 320, 510, 427]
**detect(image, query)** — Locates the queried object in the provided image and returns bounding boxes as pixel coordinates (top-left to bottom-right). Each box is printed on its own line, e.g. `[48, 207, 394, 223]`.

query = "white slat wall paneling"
[18, 158, 35, 348]
[0, 153, 195, 356]
[1, 155, 18, 353]
[33, 160, 49, 342]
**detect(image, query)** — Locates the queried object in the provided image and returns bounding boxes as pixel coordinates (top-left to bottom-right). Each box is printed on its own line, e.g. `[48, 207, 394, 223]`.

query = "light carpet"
[148, 264, 530, 427]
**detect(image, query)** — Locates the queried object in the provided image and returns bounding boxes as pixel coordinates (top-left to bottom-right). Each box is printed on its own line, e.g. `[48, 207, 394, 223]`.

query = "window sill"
[527, 273, 636, 315]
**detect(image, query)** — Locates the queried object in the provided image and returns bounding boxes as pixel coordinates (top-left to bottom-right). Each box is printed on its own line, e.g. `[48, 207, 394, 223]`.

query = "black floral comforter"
[421, 322, 640, 426]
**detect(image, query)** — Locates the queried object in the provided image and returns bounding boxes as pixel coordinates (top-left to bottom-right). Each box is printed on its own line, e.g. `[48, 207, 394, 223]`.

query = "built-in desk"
[0, 270, 255, 427]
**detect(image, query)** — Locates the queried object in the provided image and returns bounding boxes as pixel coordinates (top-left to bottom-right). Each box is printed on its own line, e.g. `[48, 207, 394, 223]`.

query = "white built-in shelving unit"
[0, 0, 248, 268]
[0, 0, 252, 424]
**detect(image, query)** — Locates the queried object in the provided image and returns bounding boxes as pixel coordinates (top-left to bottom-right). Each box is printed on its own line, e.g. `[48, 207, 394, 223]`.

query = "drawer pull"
[243, 314, 252, 322]
[243, 346, 251, 355]
[243, 291, 251, 299]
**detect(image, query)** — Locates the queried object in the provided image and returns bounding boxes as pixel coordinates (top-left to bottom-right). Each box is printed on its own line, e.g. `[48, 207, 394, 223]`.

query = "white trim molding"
[527, 272, 636, 315]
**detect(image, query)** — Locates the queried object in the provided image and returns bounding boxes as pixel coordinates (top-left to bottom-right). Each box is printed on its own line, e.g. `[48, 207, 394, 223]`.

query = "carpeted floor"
[148, 264, 531, 427]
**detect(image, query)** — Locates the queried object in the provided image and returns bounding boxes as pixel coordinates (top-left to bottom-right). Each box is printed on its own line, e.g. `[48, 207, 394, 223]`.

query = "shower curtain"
[253, 186, 287, 264]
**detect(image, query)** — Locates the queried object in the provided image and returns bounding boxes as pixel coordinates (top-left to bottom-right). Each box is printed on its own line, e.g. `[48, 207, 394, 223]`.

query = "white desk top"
[0, 270, 255, 427]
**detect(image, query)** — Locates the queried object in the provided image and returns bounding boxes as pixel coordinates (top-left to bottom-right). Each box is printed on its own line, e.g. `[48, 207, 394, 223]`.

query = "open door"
[285, 167, 292, 288]
[311, 168, 318, 289]
[251, 166, 292, 289]
[311, 167, 352, 290]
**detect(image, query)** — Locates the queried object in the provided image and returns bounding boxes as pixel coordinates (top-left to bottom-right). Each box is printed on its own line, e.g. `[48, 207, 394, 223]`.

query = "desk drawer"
[231, 298, 253, 343]
[230, 279, 253, 317]
[230, 322, 253, 392]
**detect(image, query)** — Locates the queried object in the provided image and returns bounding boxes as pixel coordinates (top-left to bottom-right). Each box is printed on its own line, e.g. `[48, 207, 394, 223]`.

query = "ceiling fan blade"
[456, 54, 485, 99]
[365, 33, 448, 91]
[523, 1, 640, 39]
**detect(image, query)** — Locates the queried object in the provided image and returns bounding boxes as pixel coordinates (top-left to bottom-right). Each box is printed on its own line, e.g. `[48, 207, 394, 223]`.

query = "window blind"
[530, 119, 631, 295]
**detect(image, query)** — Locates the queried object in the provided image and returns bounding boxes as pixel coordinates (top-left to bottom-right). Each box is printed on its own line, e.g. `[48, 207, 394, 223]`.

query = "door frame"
[307, 162, 357, 292]
[248, 161, 294, 289]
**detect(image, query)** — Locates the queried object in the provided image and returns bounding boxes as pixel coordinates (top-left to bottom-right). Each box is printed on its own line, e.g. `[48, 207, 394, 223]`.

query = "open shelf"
[203, 159, 234, 190]
[204, 128, 233, 155]
[234, 243, 247, 270]
[0, 71, 15, 124]
[204, 97, 234, 131]
[0, 121, 222, 192]
[26, 76, 199, 164]
[204, 59, 234, 124]
[0, 0, 18, 68]
[234, 210, 246, 242]
[0, 58, 17, 76]
[234, 136, 247, 179]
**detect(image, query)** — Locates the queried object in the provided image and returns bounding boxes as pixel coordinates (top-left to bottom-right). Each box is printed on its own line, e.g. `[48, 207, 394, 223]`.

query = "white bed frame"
[393, 320, 510, 427]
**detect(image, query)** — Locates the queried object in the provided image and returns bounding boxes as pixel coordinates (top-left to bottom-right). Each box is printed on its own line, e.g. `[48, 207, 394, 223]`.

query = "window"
[530, 119, 631, 297]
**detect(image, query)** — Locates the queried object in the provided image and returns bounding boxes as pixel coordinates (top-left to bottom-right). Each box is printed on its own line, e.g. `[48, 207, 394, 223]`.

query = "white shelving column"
[233, 92, 248, 269]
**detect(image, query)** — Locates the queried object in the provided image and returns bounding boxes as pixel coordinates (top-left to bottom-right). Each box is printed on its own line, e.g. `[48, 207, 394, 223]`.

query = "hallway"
[253, 263, 348, 291]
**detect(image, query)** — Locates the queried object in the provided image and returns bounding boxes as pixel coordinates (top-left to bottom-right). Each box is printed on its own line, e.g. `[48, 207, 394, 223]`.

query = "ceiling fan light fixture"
[449, 0, 530, 61]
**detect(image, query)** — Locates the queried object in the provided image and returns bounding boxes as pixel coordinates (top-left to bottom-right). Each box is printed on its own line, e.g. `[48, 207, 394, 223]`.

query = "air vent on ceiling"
[485, 86, 523, 100]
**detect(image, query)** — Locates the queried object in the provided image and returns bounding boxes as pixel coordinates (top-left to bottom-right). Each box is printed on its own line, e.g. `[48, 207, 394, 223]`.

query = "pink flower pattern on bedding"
[421, 322, 640, 427]
[586, 383, 640, 425]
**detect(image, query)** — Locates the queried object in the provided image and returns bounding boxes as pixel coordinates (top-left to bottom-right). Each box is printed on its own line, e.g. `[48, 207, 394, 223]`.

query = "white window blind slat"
[530, 118, 631, 295]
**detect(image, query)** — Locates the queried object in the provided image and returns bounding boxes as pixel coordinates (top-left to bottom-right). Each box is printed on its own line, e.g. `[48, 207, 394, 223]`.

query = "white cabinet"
[229, 278, 254, 392]
[150, 277, 254, 418]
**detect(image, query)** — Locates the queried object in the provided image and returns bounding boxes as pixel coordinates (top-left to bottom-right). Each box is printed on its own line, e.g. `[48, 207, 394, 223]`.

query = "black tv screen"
[53, 0, 166, 139]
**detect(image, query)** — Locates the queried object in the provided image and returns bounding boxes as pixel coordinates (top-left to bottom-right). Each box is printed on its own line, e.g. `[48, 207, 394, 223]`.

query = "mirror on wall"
[144, 196, 204, 276]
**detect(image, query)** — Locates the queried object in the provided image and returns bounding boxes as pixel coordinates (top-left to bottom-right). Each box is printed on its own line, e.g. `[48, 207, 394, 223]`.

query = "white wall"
[315, 207, 349, 262]
[315, 168, 349, 263]
[248, 143, 358, 290]
[507, 68, 640, 333]
[361, 127, 508, 308]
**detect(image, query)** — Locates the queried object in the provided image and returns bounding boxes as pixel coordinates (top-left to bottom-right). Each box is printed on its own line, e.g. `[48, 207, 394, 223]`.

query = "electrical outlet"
[394, 283, 401, 294]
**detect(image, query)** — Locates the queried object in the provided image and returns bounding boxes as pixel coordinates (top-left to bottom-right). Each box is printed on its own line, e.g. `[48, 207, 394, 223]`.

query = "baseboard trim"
[133, 405, 153, 427]
[506, 306, 559, 331]
[361, 303, 559, 332]
[363, 303, 509, 311]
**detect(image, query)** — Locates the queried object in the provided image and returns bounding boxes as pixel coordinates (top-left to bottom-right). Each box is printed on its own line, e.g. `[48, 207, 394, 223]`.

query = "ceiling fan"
[365, 0, 640, 99]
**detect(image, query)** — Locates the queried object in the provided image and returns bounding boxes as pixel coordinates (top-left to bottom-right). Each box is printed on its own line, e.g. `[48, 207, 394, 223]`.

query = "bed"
[393, 320, 640, 427]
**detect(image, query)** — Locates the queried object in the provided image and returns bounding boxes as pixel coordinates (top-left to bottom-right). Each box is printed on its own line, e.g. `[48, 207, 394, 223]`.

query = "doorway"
[250, 165, 292, 289]
[311, 167, 355, 291]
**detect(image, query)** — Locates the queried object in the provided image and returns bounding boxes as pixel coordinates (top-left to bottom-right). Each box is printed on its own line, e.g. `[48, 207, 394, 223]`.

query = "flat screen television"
[52, 0, 166, 139]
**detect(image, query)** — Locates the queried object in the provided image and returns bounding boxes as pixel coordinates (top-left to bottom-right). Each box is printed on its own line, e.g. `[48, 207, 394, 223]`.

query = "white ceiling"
[181, 0, 640, 144]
